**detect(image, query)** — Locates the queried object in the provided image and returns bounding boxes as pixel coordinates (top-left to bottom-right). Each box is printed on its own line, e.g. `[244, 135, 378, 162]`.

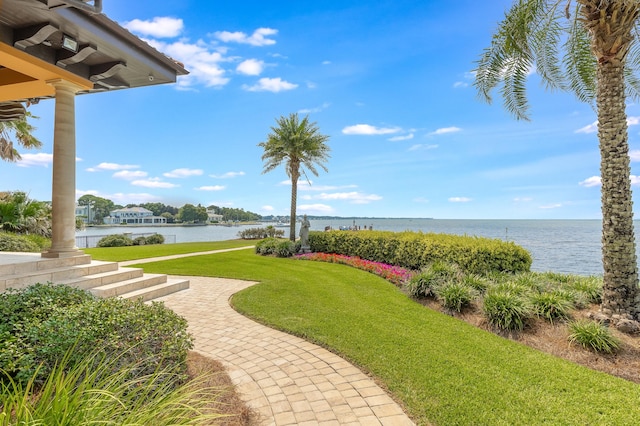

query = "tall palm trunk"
[289, 166, 299, 242]
[583, 0, 640, 318]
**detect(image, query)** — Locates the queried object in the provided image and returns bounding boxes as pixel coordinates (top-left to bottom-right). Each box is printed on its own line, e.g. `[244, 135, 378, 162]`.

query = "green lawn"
[85, 240, 254, 262]
[133, 249, 640, 426]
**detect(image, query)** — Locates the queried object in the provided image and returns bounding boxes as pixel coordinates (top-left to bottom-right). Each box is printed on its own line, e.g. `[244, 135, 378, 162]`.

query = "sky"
[5, 0, 640, 219]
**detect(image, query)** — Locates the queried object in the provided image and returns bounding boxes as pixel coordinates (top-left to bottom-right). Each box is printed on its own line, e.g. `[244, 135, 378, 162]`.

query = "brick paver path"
[156, 275, 415, 425]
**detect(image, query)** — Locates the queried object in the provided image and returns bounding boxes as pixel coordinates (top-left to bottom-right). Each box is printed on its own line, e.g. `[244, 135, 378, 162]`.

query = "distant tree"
[177, 204, 208, 223]
[258, 113, 330, 241]
[0, 191, 51, 236]
[160, 212, 175, 223]
[77, 195, 115, 224]
[0, 110, 42, 162]
[474, 0, 640, 319]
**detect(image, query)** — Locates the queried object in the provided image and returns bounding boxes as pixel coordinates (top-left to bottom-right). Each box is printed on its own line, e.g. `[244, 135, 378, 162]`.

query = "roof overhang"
[0, 0, 188, 106]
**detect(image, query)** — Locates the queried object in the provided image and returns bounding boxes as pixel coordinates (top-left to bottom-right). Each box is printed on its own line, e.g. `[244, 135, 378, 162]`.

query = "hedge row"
[308, 230, 532, 274]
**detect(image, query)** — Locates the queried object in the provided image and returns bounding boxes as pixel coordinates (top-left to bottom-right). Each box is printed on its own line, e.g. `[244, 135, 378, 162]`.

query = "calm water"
[77, 219, 640, 276]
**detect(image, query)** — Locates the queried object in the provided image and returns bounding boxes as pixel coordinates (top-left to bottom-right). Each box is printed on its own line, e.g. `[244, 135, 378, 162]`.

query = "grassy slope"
[85, 240, 253, 262]
[138, 250, 640, 426]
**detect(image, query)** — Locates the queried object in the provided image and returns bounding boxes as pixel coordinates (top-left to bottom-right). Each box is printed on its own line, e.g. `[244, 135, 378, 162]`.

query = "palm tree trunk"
[289, 168, 299, 242]
[597, 60, 640, 319]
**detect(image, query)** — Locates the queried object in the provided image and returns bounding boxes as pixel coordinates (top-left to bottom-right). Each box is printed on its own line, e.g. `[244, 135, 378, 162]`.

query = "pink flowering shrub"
[296, 252, 414, 287]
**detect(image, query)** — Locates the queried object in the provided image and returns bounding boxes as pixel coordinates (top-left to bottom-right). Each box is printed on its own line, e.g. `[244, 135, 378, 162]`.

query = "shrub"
[0, 347, 224, 425]
[567, 276, 603, 304]
[133, 236, 147, 245]
[0, 232, 40, 252]
[436, 282, 477, 312]
[530, 291, 574, 324]
[462, 273, 492, 293]
[239, 227, 284, 240]
[405, 261, 460, 298]
[483, 289, 531, 331]
[255, 237, 280, 255]
[308, 230, 532, 274]
[145, 234, 165, 245]
[568, 320, 620, 353]
[97, 234, 133, 247]
[0, 283, 193, 386]
[275, 241, 296, 257]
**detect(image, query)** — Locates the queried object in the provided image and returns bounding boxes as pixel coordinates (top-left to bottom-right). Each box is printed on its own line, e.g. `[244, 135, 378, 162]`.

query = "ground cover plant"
[86, 239, 253, 262]
[136, 248, 640, 426]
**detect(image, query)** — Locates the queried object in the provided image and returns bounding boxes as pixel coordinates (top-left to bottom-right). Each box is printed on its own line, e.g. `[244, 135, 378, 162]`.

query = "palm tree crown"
[259, 113, 331, 241]
[0, 110, 42, 162]
[475, 0, 640, 321]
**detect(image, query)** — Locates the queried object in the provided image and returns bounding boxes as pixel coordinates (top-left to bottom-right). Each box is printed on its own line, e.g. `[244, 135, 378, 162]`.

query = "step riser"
[1, 256, 189, 301]
[90, 275, 168, 298]
[122, 280, 190, 302]
[61, 269, 145, 290]
[0, 255, 92, 276]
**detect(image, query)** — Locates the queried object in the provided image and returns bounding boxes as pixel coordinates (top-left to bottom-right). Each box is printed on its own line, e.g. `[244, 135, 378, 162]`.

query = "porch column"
[42, 79, 83, 258]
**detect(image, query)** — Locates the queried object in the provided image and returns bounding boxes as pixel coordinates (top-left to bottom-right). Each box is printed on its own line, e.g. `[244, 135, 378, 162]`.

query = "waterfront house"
[103, 207, 167, 225]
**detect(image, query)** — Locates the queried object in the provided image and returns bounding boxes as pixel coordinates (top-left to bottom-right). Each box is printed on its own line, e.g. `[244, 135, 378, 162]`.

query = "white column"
[42, 79, 83, 258]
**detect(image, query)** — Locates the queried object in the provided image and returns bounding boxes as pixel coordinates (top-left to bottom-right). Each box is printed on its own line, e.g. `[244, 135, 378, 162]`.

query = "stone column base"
[41, 249, 85, 258]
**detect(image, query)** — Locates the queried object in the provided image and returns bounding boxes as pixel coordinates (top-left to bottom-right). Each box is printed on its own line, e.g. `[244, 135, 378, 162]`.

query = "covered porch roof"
[0, 0, 188, 106]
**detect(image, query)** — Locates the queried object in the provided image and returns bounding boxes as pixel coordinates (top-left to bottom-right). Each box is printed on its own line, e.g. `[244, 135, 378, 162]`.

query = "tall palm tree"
[475, 0, 640, 320]
[0, 109, 42, 161]
[259, 113, 331, 241]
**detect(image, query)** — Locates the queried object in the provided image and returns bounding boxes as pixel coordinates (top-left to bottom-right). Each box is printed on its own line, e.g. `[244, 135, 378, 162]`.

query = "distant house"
[103, 207, 167, 225]
[75, 205, 90, 223]
[206, 208, 224, 223]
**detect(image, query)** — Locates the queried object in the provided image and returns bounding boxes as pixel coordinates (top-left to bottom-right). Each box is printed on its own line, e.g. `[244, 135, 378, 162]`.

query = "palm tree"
[475, 0, 640, 320]
[0, 109, 42, 161]
[259, 113, 331, 241]
[0, 191, 51, 237]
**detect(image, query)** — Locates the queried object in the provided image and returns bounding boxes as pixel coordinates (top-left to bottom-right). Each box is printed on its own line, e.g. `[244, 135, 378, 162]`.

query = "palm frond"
[563, 5, 598, 105]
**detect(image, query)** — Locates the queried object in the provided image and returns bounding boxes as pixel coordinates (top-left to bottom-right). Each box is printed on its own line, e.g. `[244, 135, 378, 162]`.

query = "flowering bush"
[296, 252, 414, 286]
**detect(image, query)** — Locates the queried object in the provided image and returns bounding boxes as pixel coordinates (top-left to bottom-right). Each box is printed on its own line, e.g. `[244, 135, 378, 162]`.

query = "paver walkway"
[154, 270, 415, 425]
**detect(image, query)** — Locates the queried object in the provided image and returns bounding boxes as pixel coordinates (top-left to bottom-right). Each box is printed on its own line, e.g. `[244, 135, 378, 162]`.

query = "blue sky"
[5, 0, 640, 219]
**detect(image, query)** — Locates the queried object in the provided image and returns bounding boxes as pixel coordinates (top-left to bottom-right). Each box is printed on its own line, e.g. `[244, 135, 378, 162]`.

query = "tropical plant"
[0, 109, 42, 162]
[568, 319, 621, 353]
[0, 191, 51, 237]
[258, 113, 330, 241]
[475, 0, 640, 319]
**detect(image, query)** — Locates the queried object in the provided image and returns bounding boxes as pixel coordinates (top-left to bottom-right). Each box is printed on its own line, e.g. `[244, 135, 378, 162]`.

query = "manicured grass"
[85, 240, 254, 262]
[139, 250, 640, 426]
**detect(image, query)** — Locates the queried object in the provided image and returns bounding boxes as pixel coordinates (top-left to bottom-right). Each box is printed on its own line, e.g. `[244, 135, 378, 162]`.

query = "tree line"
[76, 195, 261, 224]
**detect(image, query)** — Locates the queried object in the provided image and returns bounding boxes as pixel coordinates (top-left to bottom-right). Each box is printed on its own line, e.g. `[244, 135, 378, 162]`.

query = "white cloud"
[131, 178, 179, 188]
[388, 133, 414, 142]
[261, 205, 275, 212]
[76, 190, 162, 205]
[579, 176, 601, 187]
[163, 168, 203, 178]
[306, 191, 382, 204]
[145, 39, 230, 89]
[429, 127, 461, 136]
[195, 185, 226, 191]
[449, 197, 472, 203]
[210, 171, 246, 179]
[213, 28, 278, 46]
[453, 82, 468, 88]
[322, 60, 331, 65]
[113, 170, 148, 180]
[298, 102, 331, 114]
[298, 204, 335, 214]
[122, 17, 184, 38]
[86, 162, 139, 172]
[575, 121, 598, 134]
[539, 203, 563, 209]
[630, 150, 640, 161]
[342, 124, 401, 135]
[631, 175, 640, 186]
[408, 144, 438, 151]
[16, 153, 53, 167]
[513, 197, 533, 202]
[628, 116, 640, 126]
[237, 59, 265, 76]
[242, 77, 298, 92]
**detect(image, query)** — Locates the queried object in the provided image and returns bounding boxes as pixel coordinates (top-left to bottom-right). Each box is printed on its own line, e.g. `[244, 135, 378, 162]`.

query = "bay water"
[77, 219, 640, 276]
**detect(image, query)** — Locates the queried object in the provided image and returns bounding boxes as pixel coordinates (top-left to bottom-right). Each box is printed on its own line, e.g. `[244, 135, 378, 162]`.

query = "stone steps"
[0, 252, 189, 300]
